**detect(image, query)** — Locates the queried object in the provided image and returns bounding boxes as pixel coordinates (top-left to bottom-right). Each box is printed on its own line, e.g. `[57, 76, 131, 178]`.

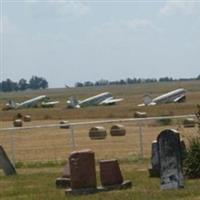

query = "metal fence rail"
[0, 115, 196, 131]
[0, 114, 197, 166]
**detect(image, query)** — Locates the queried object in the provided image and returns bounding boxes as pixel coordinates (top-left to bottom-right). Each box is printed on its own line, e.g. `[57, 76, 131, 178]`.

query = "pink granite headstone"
[100, 159, 123, 186]
[69, 149, 97, 190]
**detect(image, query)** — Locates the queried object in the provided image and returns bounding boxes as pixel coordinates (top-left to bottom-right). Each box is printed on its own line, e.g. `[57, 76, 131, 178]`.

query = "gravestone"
[62, 163, 70, 178]
[149, 140, 160, 177]
[66, 149, 97, 194]
[100, 159, 123, 186]
[0, 145, 16, 175]
[56, 163, 71, 188]
[157, 129, 184, 190]
[99, 159, 132, 190]
[149, 138, 186, 177]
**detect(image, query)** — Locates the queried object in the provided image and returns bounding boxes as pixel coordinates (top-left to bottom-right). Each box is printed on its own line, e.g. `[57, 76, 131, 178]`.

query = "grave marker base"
[56, 178, 71, 189]
[148, 165, 160, 177]
[65, 180, 132, 195]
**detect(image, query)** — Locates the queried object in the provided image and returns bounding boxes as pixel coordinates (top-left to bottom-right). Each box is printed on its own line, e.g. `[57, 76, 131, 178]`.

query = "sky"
[0, 0, 200, 88]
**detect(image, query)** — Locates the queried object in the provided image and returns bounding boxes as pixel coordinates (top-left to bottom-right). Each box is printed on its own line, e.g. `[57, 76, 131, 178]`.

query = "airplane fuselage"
[152, 88, 186, 104]
[79, 92, 113, 107]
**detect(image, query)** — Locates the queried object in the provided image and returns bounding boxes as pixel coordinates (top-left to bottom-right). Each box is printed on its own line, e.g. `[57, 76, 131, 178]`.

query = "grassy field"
[0, 119, 198, 163]
[1, 161, 200, 200]
[0, 81, 200, 199]
[0, 80, 199, 121]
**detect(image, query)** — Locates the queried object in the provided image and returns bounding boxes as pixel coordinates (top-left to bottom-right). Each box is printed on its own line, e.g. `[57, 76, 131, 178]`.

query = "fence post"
[139, 121, 144, 159]
[10, 130, 16, 167]
[69, 125, 76, 151]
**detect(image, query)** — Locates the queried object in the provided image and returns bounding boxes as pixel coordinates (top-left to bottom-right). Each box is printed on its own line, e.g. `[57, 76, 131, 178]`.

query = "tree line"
[75, 75, 200, 87]
[0, 76, 48, 92]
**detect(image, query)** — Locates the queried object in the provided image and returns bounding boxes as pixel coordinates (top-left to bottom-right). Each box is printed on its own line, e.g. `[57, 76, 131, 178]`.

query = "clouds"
[121, 18, 161, 32]
[92, 18, 159, 37]
[2, 1, 200, 87]
[160, 0, 200, 16]
[23, 0, 90, 18]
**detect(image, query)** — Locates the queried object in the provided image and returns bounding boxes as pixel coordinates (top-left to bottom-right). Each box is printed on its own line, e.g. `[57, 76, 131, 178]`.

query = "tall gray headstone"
[157, 129, 184, 190]
[0, 145, 16, 175]
[149, 140, 160, 177]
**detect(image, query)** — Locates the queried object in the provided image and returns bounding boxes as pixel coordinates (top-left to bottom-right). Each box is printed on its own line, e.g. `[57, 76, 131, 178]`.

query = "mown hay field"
[0, 80, 199, 121]
[0, 119, 198, 164]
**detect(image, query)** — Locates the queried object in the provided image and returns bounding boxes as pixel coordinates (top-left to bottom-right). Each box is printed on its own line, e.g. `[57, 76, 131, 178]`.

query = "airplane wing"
[99, 97, 123, 105]
[41, 101, 59, 108]
[137, 102, 156, 107]
[173, 95, 186, 103]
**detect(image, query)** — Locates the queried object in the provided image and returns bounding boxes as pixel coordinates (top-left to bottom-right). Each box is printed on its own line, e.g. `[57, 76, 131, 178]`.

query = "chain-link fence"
[0, 115, 197, 166]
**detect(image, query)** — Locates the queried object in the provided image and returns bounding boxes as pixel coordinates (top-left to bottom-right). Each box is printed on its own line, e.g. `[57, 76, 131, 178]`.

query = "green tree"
[1, 79, 18, 92]
[29, 76, 48, 90]
[18, 79, 28, 91]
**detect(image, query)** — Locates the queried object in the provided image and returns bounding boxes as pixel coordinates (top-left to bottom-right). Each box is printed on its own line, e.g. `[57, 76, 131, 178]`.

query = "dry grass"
[0, 119, 198, 163]
[0, 80, 199, 121]
[0, 80, 199, 163]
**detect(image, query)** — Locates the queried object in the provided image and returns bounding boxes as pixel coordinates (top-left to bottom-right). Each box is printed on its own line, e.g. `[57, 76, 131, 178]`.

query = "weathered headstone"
[149, 140, 160, 177]
[66, 149, 97, 194]
[99, 159, 132, 190]
[56, 163, 71, 188]
[62, 163, 70, 178]
[149, 138, 186, 178]
[196, 104, 200, 133]
[0, 145, 16, 175]
[100, 159, 123, 186]
[157, 129, 184, 190]
[56, 177, 71, 188]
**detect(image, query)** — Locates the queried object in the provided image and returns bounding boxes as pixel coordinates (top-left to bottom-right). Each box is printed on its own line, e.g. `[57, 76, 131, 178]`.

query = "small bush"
[156, 112, 174, 126]
[157, 116, 172, 126]
[184, 137, 200, 178]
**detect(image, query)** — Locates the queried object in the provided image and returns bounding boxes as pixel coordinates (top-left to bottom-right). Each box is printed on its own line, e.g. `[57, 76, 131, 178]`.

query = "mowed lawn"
[1, 161, 200, 200]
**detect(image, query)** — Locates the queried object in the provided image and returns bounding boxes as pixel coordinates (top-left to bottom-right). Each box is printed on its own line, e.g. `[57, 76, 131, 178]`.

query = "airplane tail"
[143, 95, 153, 105]
[5, 100, 17, 110]
[67, 96, 80, 108]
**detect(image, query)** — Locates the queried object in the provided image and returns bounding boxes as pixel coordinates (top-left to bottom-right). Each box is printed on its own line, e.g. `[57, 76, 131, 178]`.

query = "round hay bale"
[110, 124, 126, 136]
[89, 126, 107, 140]
[13, 119, 23, 127]
[23, 115, 31, 122]
[60, 121, 69, 129]
[183, 118, 195, 128]
[134, 111, 147, 118]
